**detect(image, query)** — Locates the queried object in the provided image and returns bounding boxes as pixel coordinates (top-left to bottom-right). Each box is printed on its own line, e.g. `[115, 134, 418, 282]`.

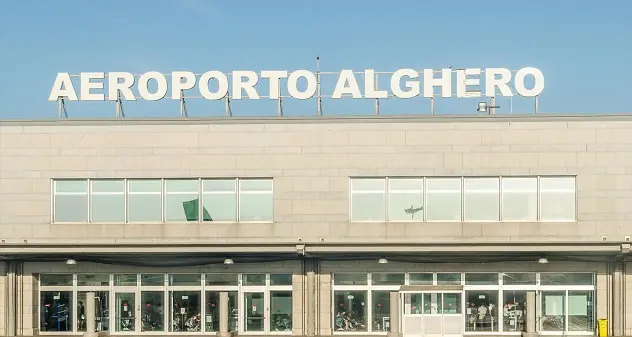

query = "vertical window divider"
[385, 177, 390, 222]
[87, 178, 93, 224]
[422, 177, 427, 222]
[537, 175, 542, 221]
[498, 176, 503, 222]
[460, 176, 465, 222]
[198, 178, 203, 223]
[236, 178, 241, 222]
[124, 179, 128, 224]
[161, 178, 166, 223]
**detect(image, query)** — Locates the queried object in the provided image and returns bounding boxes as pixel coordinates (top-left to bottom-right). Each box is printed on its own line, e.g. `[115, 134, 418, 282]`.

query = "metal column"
[84, 292, 96, 336]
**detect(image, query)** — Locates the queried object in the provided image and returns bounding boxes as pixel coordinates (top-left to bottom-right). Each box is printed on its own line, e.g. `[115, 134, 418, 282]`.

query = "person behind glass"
[120, 300, 133, 331]
[77, 301, 86, 331]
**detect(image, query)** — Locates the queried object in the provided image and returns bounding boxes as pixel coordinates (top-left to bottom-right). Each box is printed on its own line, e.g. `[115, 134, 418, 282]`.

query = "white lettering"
[80, 72, 105, 101]
[199, 71, 229, 100]
[48, 73, 78, 101]
[390, 69, 420, 99]
[108, 72, 136, 101]
[138, 71, 168, 101]
[172, 71, 197, 100]
[232, 71, 260, 100]
[287, 70, 317, 100]
[364, 69, 388, 99]
[485, 68, 513, 97]
[332, 70, 362, 99]
[456, 68, 481, 98]
[514, 67, 544, 97]
[423, 68, 452, 98]
[261, 71, 288, 99]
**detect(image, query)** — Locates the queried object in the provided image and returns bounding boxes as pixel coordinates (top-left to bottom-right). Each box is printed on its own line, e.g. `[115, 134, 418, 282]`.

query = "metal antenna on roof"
[115, 91, 125, 118]
[316, 56, 322, 116]
[180, 89, 188, 118]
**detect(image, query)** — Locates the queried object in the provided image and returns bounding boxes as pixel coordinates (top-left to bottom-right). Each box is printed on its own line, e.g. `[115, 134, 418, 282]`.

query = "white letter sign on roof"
[48, 67, 545, 102]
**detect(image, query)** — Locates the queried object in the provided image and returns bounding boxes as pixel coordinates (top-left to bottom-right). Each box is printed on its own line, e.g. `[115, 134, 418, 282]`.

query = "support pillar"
[6, 262, 17, 337]
[387, 292, 401, 337]
[613, 262, 623, 336]
[522, 291, 538, 337]
[84, 292, 96, 337]
[217, 291, 231, 337]
[306, 260, 316, 337]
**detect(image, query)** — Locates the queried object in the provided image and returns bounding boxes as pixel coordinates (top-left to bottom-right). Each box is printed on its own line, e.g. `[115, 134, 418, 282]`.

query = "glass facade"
[38, 273, 292, 334]
[332, 272, 595, 334]
[350, 176, 577, 222]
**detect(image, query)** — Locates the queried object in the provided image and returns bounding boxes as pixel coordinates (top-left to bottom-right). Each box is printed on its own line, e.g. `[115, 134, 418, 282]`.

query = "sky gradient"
[0, 0, 630, 119]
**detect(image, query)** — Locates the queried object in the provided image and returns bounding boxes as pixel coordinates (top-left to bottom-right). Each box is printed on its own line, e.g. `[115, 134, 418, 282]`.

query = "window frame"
[348, 176, 577, 223]
[51, 178, 274, 224]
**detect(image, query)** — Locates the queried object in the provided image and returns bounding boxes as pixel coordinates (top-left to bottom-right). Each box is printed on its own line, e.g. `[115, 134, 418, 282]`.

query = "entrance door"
[113, 291, 138, 333]
[242, 291, 266, 333]
[401, 291, 463, 337]
[77, 291, 110, 333]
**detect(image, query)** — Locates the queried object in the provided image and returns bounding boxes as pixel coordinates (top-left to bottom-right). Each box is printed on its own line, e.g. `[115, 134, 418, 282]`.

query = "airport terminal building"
[1, 113, 632, 336]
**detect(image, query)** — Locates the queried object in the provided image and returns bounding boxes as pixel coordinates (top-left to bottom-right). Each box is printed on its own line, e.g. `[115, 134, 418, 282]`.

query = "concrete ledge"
[82, 332, 109, 337]
[522, 332, 539, 337]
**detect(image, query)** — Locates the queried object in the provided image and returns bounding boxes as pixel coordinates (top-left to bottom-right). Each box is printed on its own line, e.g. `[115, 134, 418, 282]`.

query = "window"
[388, 178, 423, 221]
[128, 179, 162, 222]
[425, 178, 462, 221]
[463, 177, 499, 221]
[350, 178, 386, 221]
[239, 179, 274, 221]
[540, 176, 576, 221]
[465, 290, 499, 332]
[349, 176, 576, 223]
[501, 177, 537, 221]
[91, 180, 125, 222]
[52, 178, 273, 223]
[165, 179, 200, 222]
[202, 179, 237, 221]
[53, 180, 89, 222]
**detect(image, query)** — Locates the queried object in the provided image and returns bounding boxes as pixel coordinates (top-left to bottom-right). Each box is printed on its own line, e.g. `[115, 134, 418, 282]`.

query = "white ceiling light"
[538, 257, 549, 264]
[378, 258, 388, 264]
[66, 259, 77, 265]
[223, 258, 234, 265]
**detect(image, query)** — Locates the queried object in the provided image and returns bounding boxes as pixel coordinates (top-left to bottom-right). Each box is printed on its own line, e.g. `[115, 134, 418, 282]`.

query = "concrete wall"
[1, 115, 632, 244]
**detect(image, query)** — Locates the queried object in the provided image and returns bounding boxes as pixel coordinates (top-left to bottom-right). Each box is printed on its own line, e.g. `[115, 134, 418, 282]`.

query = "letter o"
[199, 71, 229, 100]
[514, 67, 544, 97]
[287, 70, 317, 100]
[138, 71, 168, 101]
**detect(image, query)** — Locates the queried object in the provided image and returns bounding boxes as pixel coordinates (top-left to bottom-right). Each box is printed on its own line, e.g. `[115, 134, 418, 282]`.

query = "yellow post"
[598, 318, 608, 337]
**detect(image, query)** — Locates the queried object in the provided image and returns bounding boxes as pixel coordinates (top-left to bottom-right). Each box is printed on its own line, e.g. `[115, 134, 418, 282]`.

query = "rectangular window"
[202, 179, 237, 221]
[127, 179, 162, 222]
[437, 273, 461, 285]
[465, 273, 499, 285]
[463, 177, 499, 221]
[91, 179, 125, 222]
[371, 273, 405, 285]
[350, 178, 386, 221]
[409, 273, 433, 285]
[388, 178, 423, 221]
[334, 273, 368, 286]
[165, 179, 200, 222]
[239, 179, 273, 222]
[426, 178, 461, 221]
[54, 180, 89, 222]
[503, 272, 536, 285]
[540, 176, 576, 221]
[501, 177, 537, 221]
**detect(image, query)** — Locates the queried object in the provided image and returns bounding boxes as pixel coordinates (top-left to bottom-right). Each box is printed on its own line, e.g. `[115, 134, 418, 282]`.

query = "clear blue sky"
[0, 0, 630, 119]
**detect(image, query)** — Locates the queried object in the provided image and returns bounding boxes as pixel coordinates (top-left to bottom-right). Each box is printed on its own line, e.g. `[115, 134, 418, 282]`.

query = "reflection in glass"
[77, 291, 110, 332]
[540, 273, 594, 286]
[169, 274, 201, 286]
[243, 274, 266, 286]
[127, 179, 162, 222]
[244, 292, 265, 332]
[443, 293, 461, 314]
[40, 274, 73, 286]
[388, 178, 423, 221]
[115, 293, 136, 332]
[77, 274, 109, 286]
[409, 273, 433, 285]
[334, 291, 367, 331]
[437, 273, 461, 285]
[539, 176, 576, 221]
[165, 193, 200, 222]
[463, 177, 499, 221]
[423, 293, 442, 314]
[141, 274, 164, 286]
[334, 273, 367, 286]
[141, 291, 164, 331]
[40, 291, 73, 332]
[351, 193, 385, 221]
[502, 290, 526, 332]
[270, 291, 293, 332]
[465, 273, 499, 285]
[114, 274, 137, 286]
[270, 274, 292, 286]
[239, 194, 274, 221]
[426, 178, 461, 221]
[170, 291, 201, 332]
[541, 291, 565, 331]
[372, 291, 390, 332]
[205, 291, 238, 332]
[501, 177, 537, 221]
[372, 273, 405, 285]
[55, 194, 89, 222]
[568, 291, 594, 331]
[465, 290, 499, 332]
[502, 273, 536, 285]
[205, 274, 238, 286]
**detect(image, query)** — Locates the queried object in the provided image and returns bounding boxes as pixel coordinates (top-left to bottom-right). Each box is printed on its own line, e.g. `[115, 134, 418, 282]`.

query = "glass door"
[242, 291, 266, 333]
[113, 291, 138, 333]
[77, 291, 110, 333]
